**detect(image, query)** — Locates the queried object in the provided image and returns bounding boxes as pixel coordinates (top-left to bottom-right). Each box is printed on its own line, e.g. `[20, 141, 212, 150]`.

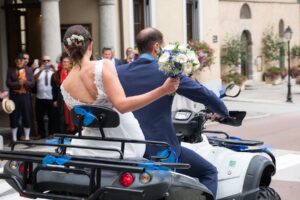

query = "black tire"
[257, 187, 281, 200]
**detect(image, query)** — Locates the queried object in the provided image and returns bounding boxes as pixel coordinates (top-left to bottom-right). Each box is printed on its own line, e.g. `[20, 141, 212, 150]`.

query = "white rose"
[158, 52, 170, 64]
[164, 44, 175, 51]
[186, 50, 196, 60]
[175, 54, 188, 64]
[178, 45, 187, 52]
[183, 62, 193, 75]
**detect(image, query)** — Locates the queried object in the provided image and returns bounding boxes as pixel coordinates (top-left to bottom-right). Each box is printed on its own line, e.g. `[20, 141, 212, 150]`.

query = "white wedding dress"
[61, 60, 145, 159]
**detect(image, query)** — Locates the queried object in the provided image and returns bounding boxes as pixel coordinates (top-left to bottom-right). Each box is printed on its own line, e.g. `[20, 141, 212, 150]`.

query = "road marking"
[276, 154, 300, 171]
[0, 180, 14, 195]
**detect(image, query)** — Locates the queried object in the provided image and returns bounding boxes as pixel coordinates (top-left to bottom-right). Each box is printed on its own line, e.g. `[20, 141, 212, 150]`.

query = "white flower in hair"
[66, 34, 85, 46]
[66, 38, 72, 46]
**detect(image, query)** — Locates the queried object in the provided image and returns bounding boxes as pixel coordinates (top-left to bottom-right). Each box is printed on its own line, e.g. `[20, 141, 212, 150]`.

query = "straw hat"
[2, 98, 15, 114]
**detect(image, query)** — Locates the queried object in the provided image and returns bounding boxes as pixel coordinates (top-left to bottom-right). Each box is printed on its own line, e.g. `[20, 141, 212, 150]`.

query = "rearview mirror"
[220, 84, 241, 98]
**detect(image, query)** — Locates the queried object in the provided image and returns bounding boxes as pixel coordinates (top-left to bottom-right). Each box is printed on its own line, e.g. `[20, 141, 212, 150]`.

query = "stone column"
[40, 0, 62, 65]
[98, 0, 116, 51]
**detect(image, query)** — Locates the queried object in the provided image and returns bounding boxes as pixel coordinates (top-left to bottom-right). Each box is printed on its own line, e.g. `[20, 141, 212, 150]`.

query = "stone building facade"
[0, 0, 299, 90]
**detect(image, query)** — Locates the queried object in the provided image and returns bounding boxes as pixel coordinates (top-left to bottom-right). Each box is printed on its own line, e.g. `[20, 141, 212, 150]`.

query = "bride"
[61, 25, 179, 159]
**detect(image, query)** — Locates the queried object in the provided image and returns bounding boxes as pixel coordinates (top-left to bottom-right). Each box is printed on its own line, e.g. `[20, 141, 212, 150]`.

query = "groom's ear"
[154, 42, 160, 51]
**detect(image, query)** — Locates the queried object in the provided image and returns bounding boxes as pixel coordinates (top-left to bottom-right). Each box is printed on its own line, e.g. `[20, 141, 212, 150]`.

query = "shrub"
[222, 73, 247, 85]
[261, 27, 283, 65]
[291, 66, 300, 78]
[296, 76, 300, 85]
[263, 66, 281, 80]
[221, 36, 247, 68]
[291, 45, 300, 60]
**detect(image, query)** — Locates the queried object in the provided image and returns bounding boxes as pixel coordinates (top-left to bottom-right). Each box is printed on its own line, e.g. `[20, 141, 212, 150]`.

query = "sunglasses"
[43, 59, 50, 62]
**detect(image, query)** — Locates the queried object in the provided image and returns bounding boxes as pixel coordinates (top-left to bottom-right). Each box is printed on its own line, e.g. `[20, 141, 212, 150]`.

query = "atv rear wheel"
[257, 187, 281, 200]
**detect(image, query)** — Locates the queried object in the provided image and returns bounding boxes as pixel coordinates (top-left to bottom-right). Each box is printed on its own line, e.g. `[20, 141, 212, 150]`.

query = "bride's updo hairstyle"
[63, 25, 92, 67]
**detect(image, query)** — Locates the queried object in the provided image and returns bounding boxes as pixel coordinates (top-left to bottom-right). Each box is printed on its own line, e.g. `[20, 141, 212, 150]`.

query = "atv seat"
[54, 105, 173, 161]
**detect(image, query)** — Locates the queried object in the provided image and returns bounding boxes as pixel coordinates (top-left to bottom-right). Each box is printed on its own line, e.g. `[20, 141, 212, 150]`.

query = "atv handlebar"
[198, 110, 247, 127]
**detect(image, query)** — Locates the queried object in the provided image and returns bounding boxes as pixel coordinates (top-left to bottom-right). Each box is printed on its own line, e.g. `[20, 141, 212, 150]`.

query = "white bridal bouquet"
[158, 42, 200, 77]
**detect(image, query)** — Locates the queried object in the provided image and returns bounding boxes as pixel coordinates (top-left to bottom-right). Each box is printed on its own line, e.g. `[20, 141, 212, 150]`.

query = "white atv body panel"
[182, 135, 257, 199]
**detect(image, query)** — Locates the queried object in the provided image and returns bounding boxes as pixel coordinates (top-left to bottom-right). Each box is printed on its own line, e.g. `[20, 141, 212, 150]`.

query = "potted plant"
[296, 76, 300, 85]
[263, 66, 281, 84]
[222, 73, 247, 89]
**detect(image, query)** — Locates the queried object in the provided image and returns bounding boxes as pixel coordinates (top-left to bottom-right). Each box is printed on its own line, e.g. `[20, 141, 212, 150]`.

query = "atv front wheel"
[257, 187, 281, 200]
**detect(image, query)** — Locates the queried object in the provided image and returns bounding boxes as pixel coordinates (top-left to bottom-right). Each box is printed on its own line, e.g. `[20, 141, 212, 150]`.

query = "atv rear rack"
[0, 146, 190, 200]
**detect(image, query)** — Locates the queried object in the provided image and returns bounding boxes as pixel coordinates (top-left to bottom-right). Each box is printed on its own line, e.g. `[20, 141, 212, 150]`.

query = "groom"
[117, 27, 229, 198]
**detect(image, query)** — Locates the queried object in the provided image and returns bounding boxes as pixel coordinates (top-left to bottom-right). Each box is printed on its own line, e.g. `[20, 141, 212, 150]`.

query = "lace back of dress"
[93, 61, 111, 107]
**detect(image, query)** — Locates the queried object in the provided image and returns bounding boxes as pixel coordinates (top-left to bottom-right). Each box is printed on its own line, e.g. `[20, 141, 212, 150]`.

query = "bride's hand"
[161, 77, 180, 94]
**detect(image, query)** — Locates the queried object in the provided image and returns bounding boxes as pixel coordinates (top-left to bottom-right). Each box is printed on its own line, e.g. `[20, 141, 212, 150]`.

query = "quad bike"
[172, 84, 281, 200]
[0, 105, 215, 200]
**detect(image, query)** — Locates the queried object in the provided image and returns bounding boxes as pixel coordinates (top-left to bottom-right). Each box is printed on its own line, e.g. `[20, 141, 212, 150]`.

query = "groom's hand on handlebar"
[211, 113, 225, 122]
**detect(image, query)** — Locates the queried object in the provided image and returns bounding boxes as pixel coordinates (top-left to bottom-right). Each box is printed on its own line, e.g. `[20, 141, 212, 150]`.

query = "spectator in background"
[51, 54, 75, 134]
[6, 53, 35, 142]
[34, 55, 55, 139]
[0, 91, 8, 100]
[101, 47, 123, 66]
[23, 53, 30, 66]
[121, 47, 134, 64]
[120, 47, 137, 64]
[22, 53, 40, 140]
[133, 49, 139, 60]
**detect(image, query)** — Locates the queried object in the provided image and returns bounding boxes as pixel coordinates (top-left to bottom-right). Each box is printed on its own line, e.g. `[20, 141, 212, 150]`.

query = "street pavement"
[0, 80, 300, 199]
[221, 80, 300, 200]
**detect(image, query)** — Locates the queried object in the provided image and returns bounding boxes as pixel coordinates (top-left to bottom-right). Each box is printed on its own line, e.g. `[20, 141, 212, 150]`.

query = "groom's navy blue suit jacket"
[117, 56, 229, 157]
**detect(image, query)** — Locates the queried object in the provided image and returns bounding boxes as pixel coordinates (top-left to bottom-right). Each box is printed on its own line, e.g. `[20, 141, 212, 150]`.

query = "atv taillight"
[120, 172, 134, 187]
[18, 162, 29, 176]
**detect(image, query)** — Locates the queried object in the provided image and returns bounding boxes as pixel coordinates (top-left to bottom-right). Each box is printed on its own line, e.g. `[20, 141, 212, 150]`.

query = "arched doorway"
[241, 30, 253, 79]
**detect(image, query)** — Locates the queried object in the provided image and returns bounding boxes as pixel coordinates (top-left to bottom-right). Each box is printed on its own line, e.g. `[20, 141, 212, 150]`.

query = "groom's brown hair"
[136, 27, 163, 54]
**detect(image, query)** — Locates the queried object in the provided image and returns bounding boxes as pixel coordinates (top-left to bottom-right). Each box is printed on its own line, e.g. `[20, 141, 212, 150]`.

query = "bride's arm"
[102, 60, 179, 113]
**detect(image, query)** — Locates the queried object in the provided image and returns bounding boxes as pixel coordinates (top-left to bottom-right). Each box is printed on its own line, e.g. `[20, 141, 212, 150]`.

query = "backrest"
[71, 105, 120, 128]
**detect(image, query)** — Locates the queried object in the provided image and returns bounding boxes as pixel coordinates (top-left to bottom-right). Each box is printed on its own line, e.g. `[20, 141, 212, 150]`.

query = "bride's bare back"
[62, 61, 98, 104]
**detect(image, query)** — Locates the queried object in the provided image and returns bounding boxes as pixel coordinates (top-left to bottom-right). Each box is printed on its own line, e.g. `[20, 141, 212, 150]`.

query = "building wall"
[155, 0, 185, 44]
[59, 0, 100, 57]
[59, 0, 122, 59]
[0, 0, 8, 90]
[198, 0, 221, 83]
[219, 0, 300, 81]
[120, 0, 133, 58]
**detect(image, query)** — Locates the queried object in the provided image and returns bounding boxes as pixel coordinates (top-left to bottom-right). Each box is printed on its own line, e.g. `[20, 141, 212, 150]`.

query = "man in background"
[101, 47, 123, 66]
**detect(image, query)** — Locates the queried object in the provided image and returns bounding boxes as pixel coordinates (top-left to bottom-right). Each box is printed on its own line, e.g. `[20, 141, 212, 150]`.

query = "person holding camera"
[33, 55, 55, 139]
[6, 53, 35, 142]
